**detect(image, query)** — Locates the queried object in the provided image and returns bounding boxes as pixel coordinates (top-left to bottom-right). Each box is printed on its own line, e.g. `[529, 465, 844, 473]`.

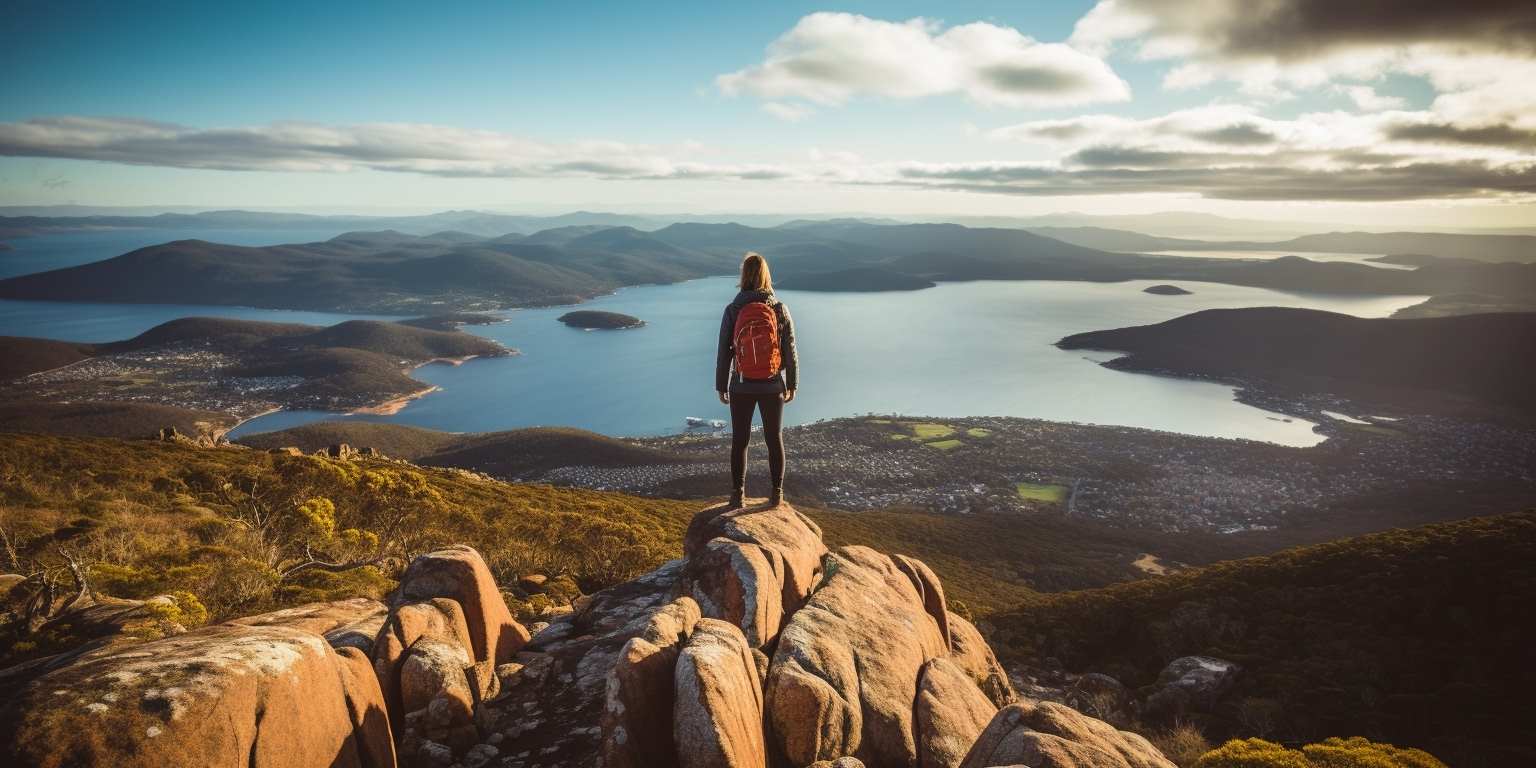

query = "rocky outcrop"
[0, 614, 394, 768]
[0, 507, 1177, 768]
[682, 503, 828, 649]
[959, 701, 1176, 768]
[591, 502, 1157, 768]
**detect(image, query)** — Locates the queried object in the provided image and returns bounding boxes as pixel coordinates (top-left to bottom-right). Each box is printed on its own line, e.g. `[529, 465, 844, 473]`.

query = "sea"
[0, 229, 1429, 447]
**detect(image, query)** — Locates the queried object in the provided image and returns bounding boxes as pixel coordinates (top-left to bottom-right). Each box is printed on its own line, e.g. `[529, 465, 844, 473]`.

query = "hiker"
[716, 251, 798, 508]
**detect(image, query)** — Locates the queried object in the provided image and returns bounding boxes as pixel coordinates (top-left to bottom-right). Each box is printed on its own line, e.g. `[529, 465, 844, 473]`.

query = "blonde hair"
[739, 251, 773, 292]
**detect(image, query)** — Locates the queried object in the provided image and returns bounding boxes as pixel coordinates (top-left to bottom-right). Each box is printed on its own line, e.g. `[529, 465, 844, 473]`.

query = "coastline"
[351, 385, 442, 416]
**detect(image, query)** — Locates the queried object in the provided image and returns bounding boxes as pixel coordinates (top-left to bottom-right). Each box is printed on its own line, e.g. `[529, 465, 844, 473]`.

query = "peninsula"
[0, 317, 512, 434]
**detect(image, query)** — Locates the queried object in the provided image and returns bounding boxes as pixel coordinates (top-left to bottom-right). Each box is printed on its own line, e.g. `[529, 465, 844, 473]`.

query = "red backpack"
[733, 301, 781, 380]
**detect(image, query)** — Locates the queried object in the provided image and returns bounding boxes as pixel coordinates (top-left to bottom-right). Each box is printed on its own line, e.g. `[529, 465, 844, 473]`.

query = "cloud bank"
[717, 12, 1129, 110]
[0, 116, 789, 181]
[4, 109, 1534, 203]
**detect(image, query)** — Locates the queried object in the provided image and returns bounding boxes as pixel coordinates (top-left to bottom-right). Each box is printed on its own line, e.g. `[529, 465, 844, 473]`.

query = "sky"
[2, 0, 1535, 227]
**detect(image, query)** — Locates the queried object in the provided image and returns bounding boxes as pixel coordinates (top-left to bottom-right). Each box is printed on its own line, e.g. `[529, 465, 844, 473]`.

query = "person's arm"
[716, 305, 735, 399]
[778, 303, 798, 396]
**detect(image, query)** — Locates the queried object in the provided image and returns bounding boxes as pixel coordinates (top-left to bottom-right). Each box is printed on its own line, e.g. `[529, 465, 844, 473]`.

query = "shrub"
[1195, 738, 1448, 768]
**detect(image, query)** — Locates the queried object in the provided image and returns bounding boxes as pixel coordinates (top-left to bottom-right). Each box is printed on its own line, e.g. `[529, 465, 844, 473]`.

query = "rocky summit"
[0, 501, 1175, 768]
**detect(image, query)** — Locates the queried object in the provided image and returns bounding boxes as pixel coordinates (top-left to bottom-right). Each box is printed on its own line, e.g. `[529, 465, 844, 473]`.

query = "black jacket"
[716, 289, 798, 393]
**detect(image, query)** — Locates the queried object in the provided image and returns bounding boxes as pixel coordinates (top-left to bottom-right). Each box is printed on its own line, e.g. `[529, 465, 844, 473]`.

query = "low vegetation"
[990, 512, 1536, 766]
[1195, 737, 1446, 768]
[0, 433, 699, 665]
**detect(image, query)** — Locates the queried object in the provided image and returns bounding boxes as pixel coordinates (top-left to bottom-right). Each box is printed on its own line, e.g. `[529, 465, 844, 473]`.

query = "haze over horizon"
[4, 0, 1535, 229]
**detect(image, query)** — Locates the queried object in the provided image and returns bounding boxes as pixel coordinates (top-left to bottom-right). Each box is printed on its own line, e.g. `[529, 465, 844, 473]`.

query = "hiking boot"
[728, 488, 745, 508]
[769, 487, 785, 506]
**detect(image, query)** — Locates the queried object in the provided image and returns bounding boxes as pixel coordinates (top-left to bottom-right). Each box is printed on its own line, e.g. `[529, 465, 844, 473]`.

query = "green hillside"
[990, 512, 1536, 766]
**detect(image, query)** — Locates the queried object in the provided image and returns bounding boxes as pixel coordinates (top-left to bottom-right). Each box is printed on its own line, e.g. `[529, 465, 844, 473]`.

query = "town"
[522, 401, 1536, 537]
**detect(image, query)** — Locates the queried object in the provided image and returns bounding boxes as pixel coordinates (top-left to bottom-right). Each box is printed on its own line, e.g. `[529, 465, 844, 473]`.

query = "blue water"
[0, 230, 1429, 446]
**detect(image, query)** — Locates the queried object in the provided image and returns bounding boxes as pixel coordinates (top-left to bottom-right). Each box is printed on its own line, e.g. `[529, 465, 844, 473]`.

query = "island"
[558, 310, 645, 330]
[1142, 284, 1192, 295]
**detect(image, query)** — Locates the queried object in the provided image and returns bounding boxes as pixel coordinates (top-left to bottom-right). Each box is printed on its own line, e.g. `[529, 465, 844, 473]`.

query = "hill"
[232, 421, 466, 459]
[0, 336, 97, 379]
[0, 229, 724, 312]
[990, 512, 1536, 766]
[1, 317, 510, 425]
[0, 401, 235, 440]
[5, 220, 1534, 316]
[1059, 307, 1536, 416]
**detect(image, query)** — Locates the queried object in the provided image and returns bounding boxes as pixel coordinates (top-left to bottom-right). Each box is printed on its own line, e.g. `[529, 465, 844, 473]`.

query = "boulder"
[400, 636, 476, 726]
[674, 618, 766, 768]
[601, 596, 702, 768]
[765, 546, 950, 767]
[916, 657, 1000, 768]
[393, 546, 530, 678]
[0, 620, 393, 768]
[1153, 656, 1239, 710]
[947, 613, 1016, 708]
[1065, 673, 1130, 722]
[958, 701, 1176, 768]
[682, 503, 827, 649]
[809, 760, 867, 768]
[374, 597, 476, 723]
[228, 597, 386, 652]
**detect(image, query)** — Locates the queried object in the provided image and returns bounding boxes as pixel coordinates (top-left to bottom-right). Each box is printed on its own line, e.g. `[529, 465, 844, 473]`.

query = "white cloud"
[761, 102, 814, 122]
[717, 12, 1129, 109]
[0, 116, 794, 181]
[1337, 85, 1406, 112]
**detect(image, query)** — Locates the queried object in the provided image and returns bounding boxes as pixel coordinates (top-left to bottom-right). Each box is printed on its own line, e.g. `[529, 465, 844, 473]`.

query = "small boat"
[685, 417, 727, 429]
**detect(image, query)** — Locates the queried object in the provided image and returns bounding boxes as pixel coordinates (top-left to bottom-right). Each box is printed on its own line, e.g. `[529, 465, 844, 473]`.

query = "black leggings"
[729, 391, 785, 490]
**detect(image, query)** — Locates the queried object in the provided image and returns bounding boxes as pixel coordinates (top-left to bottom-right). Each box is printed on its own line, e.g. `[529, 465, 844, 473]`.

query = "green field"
[1016, 482, 1068, 503]
[910, 422, 956, 439]
[966, 427, 992, 438]
[924, 439, 963, 451]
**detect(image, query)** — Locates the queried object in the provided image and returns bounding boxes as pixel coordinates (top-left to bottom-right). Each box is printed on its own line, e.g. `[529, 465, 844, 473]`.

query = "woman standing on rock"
[716, 251, 798, 508]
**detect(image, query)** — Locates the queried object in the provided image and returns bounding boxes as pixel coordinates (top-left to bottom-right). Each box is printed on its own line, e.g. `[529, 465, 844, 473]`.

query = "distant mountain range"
[1, 217, 1534, 313]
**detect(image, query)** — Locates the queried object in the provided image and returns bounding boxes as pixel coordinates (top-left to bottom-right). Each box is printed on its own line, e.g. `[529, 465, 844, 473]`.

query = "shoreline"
[351, 385, 442, 416]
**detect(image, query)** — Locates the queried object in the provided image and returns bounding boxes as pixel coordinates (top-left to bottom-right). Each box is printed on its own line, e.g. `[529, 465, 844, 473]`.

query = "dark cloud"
[977, 64, 1094, 93]
[1068, 145, 1249, 168]
[1219, 0, 1536, 58]
[1188, 124, 1276, 145]
[1386, 121, 1536, 147]
[892, 159, 1536, 201]
[1084, 0, 1536, 60]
